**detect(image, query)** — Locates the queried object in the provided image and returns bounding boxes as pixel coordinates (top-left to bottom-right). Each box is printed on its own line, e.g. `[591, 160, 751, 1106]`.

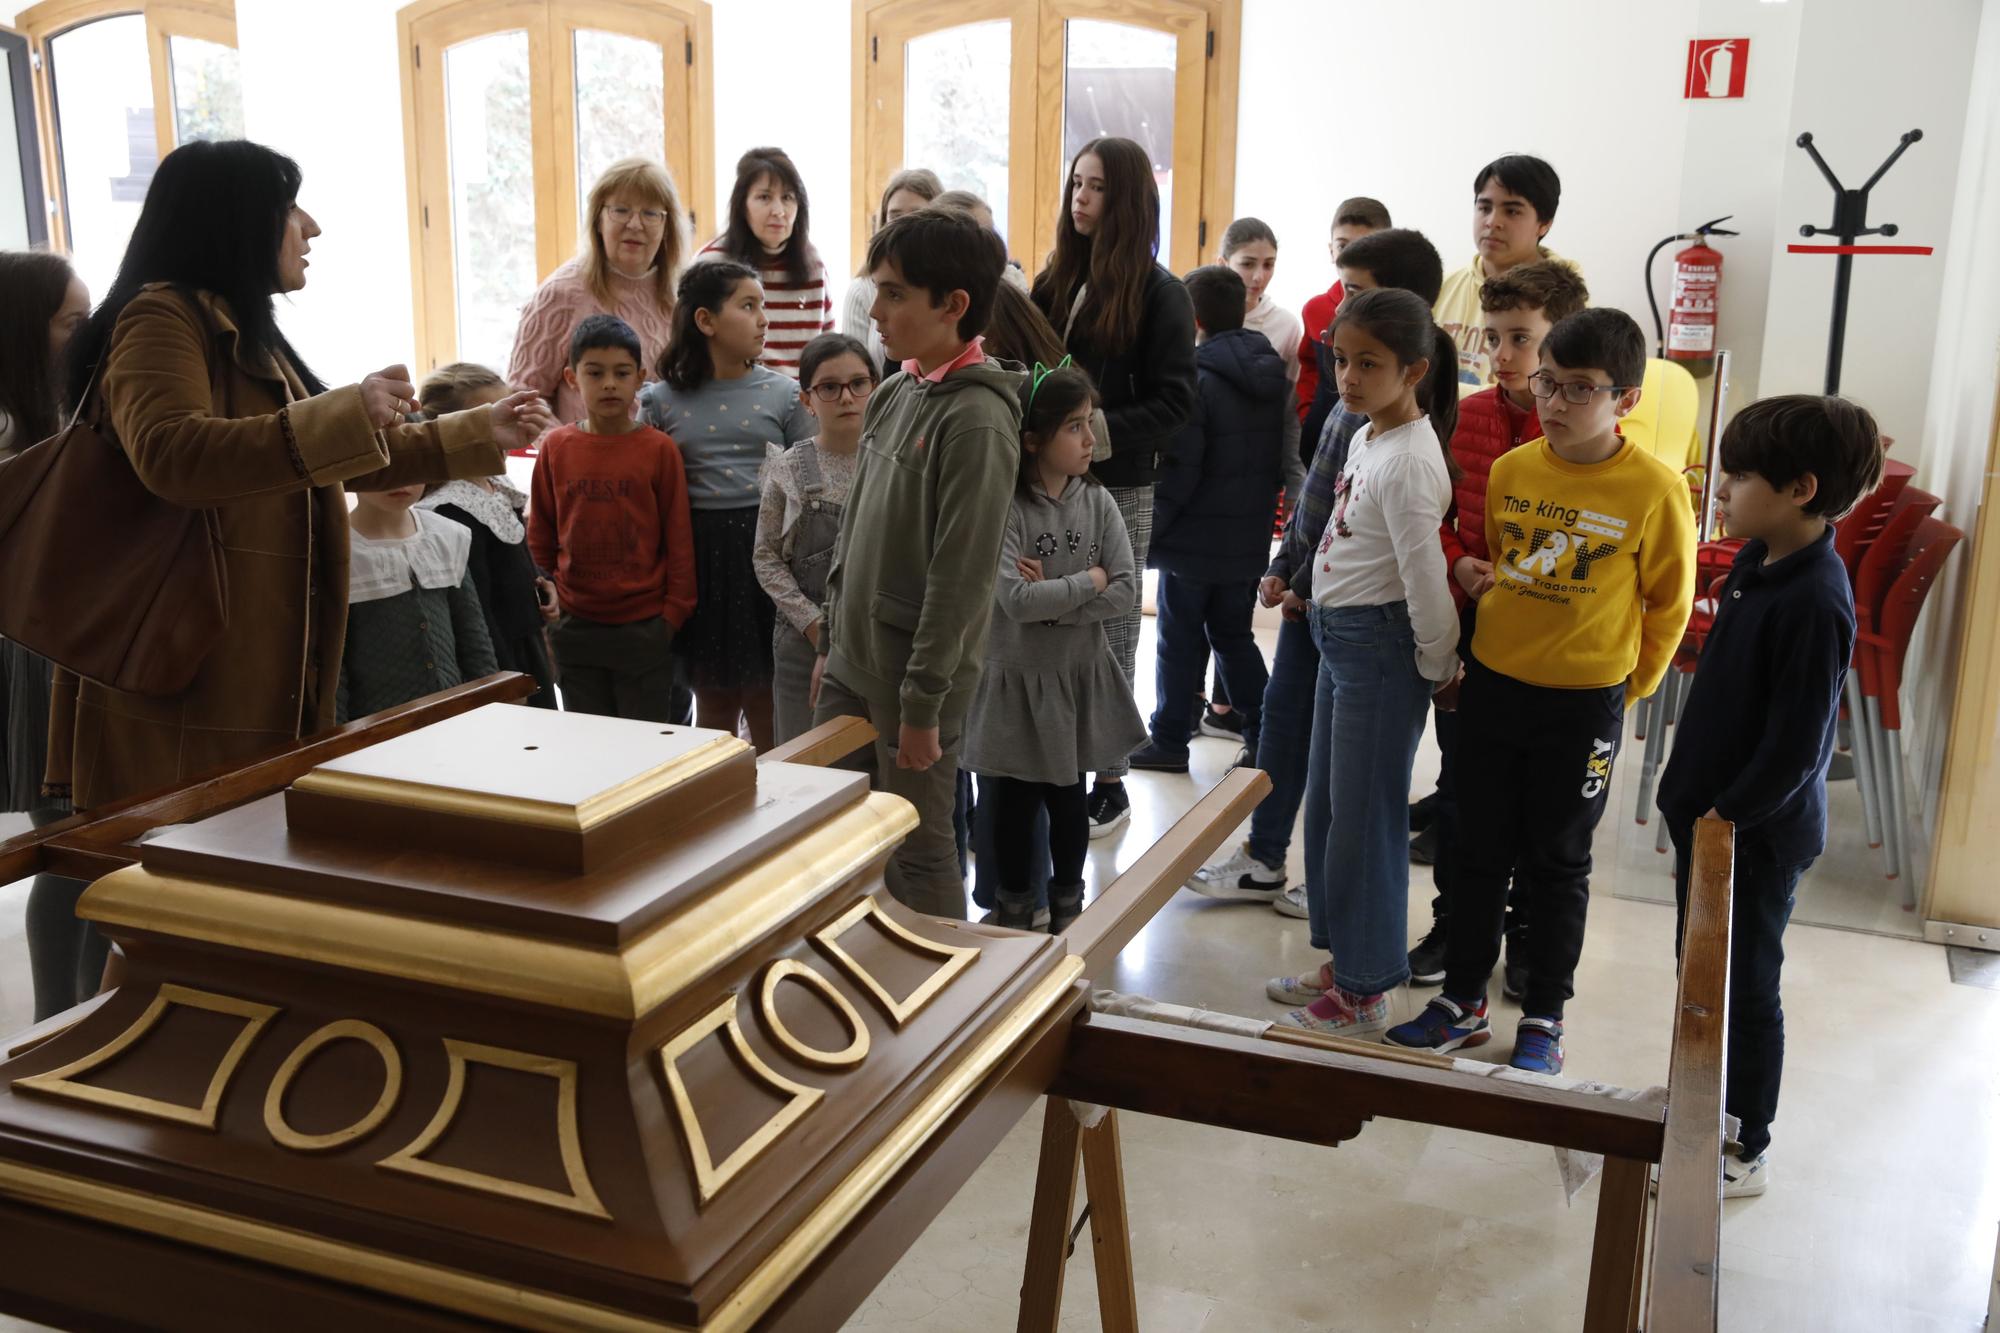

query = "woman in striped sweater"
[696, 147, 834, 378]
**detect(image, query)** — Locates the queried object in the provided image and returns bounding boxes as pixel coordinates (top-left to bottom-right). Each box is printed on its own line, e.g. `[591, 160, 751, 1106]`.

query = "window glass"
[572, 29, 665, 230]
[445, 30, 536, 372]
[47, 14, 158, 299]
[1062, 19, 1175, 258]
[904, 21, 1011, 242]
[168, 34, 245, 144]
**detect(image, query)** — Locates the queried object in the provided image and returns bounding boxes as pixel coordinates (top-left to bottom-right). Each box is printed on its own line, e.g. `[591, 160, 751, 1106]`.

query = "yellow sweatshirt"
[1475, 436, 1695, 701]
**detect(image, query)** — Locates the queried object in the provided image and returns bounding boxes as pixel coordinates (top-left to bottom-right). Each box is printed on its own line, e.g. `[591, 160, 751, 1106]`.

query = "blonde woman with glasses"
[508, 157, 688, 429]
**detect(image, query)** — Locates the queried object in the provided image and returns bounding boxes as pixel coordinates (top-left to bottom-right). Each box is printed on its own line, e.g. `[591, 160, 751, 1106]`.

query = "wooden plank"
[1016, 1097, 1082, 1333]
[1644, 815, 1733, 1332]
[1583, 1155, 1650, 1333]
[1063, 767, 1268, 979]
[762, 715, 876, 769]
[1079, 1110, 1138, 1333]
[1055, 1013, 1665, 1161]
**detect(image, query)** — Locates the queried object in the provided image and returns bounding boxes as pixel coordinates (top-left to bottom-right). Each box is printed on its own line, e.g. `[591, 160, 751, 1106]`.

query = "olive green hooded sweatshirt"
[822, 353, 1026, 729]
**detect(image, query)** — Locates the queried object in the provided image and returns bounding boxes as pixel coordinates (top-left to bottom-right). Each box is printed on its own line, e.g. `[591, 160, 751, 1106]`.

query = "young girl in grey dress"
[962, 365, 1145, 933]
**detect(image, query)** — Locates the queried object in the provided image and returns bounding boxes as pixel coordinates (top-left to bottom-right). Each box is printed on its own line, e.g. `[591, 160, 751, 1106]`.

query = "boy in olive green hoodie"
[813, 208, 1024, 919]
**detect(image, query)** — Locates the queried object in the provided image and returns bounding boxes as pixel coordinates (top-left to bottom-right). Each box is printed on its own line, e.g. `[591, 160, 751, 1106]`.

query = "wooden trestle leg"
[1583, 1154, 1652, 1333]
[1019, 1097, 1084, 1332]
[1080, 1109, 1139, 1333]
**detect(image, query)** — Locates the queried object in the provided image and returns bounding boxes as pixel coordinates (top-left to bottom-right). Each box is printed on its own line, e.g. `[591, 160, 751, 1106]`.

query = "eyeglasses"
[808, 375, 876, 403]
[605, 205, 669, 228]
[1527, 371, 1636, 405]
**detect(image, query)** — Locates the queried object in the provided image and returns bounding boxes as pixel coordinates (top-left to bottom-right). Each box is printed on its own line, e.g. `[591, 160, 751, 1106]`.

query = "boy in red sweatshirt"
[1295, 196, 1390, 432]
[1409, 260, 1590, 993]
[528, 314, 695, 720]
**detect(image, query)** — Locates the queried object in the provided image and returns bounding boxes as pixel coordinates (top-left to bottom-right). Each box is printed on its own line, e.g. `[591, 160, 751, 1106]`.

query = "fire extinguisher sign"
[1686, 38, 1749, 99]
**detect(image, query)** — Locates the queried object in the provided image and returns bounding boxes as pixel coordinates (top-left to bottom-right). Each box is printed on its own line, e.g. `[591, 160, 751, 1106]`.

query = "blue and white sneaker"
[1509, 1016, 1565, 1074]
[1384, 994, 1491, 1053]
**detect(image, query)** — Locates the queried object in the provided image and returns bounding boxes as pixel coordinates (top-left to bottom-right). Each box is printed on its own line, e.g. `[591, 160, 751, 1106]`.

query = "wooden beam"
[762, 716, 876, 769]
[1016, 1097, 1082, 1333]
[1583, 1155, 1651, 1333]
[1063, 767, 1269, 978]
[1054, 1013, 1665, 1161]
[1644, 815, 1732, 1331]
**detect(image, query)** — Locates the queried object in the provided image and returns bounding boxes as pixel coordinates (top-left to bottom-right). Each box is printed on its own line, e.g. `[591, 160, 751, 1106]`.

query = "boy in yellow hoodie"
[1386, 307, 1694, 1072]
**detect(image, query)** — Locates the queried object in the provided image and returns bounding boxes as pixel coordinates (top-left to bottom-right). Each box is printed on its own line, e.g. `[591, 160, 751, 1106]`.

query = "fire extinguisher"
[1646, 216, 1739, 361]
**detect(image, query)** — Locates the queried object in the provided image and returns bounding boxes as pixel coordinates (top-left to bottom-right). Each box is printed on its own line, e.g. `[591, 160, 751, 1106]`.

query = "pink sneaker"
[1278, 985, 1390, 1038]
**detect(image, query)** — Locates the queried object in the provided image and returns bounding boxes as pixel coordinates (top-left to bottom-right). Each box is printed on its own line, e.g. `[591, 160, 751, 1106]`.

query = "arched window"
[854, 0, 1238, 276]
[398, 0, 715, 373]
[16, 0, 244, 296]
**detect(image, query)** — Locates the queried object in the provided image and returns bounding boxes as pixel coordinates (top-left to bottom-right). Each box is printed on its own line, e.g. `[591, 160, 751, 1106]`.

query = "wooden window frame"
[851, 0, 1238, 278]
[397, 0, 715, 372]
[17, 0, 238, 254]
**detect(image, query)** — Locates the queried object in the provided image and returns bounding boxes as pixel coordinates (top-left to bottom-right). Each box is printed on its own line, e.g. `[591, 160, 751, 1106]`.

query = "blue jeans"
[1303, 602, 1432, 995]
[1149, 572, 1266, 757]
[1246, 613, 1320, 870]
[1671, 825, 1809, 1160]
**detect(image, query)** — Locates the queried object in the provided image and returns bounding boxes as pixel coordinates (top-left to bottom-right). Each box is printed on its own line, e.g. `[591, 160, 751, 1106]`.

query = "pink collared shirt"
[902, 336, 988, 383]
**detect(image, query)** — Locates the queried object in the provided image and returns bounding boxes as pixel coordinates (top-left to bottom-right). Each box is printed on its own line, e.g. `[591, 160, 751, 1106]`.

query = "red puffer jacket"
[1439, 387, 1541, 605]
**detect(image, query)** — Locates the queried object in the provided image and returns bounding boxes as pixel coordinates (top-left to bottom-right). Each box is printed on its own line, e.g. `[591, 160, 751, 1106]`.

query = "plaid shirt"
[1268, 406, 1365, 597]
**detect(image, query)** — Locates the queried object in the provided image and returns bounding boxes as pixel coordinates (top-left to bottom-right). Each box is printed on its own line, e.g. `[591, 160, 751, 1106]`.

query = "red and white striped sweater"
[695, 238, 834, 379]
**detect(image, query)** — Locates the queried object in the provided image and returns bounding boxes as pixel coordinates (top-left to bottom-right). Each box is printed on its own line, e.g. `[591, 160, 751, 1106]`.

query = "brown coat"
[47, 285, 507, 809]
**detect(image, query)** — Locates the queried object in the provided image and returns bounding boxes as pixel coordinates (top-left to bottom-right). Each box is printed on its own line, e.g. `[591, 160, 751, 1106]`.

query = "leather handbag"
[0, 363, 228, 697]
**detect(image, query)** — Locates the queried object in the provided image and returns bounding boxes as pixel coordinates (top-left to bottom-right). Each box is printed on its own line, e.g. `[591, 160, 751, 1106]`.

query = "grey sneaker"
[1273, 884, 1309, 919]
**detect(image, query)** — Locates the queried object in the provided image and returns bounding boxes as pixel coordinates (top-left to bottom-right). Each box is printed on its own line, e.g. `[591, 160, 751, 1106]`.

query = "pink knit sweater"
[506, 257, 674, 426]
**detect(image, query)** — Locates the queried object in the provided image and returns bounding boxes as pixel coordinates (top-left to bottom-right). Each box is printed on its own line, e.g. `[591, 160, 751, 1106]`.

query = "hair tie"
[1028, 355, 1073, 413]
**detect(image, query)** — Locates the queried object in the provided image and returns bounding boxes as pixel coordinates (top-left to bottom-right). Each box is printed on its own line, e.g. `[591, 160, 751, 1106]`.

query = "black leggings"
[984, 776, 1090, 893]
[25, 806, 108, 1022]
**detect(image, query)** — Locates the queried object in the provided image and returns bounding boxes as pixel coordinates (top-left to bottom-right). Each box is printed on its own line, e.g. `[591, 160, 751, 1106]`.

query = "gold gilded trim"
[12, 984, 279, 1130]
[759, 960, 870, 1069]
[264, 1020, 403, 1153]
[659, 994, 822, 1207]
[0, 956, 1083, 1333]
[813, 897, 980, 1029]
[78, 792, 920, 1020]
[291, 732, 747, 832]
[377, 1040, 609, 1220]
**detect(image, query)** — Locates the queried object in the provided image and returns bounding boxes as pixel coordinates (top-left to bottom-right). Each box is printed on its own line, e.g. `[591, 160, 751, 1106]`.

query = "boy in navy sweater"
[1658, 394, 1885, 1198]
[1129, 265, 1288, 771]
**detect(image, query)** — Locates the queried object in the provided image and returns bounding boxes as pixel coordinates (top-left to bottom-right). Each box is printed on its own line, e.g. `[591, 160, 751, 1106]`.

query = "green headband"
[1027, 355, 1073, 413]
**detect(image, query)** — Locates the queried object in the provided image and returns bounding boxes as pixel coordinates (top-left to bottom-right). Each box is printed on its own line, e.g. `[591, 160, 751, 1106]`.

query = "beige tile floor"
[0, 606, 1995, 1330]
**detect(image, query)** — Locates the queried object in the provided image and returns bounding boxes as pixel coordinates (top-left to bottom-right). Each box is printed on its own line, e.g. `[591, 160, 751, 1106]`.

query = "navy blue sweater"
[1149, 328, 1290, 583]
[1657, 526, 1854, 864]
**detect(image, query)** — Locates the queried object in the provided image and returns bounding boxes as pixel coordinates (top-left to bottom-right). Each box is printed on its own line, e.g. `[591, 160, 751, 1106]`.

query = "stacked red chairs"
[1634, 539, 1744, 840]
[1854, 509, 1961, 892]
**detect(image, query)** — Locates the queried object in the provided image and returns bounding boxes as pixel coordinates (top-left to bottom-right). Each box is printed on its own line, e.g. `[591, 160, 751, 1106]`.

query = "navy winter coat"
[1149, 327, 1290, 583]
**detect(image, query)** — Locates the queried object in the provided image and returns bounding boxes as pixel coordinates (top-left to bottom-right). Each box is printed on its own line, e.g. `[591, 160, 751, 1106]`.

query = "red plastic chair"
[1855, 515, 1962, 886]
[1833, 459, 1915, 586]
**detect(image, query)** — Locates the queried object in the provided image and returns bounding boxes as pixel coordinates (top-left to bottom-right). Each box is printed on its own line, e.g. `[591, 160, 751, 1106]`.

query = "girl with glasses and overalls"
[753, 334, 879, 742]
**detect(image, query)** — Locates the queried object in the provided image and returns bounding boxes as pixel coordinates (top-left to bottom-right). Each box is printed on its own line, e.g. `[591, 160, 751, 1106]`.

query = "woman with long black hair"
[46, 139, 550, 812]
[0, 248, 103, 1019]
[1031, 135, 1197, 834]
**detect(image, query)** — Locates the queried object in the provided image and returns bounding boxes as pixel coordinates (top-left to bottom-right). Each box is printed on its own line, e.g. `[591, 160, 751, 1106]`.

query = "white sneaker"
[1273, 884, 1309, 919]
[1265, 962, 1333, 1005]
[1185, 842, 1285, 901]
[1723, 1152, 1769, 1199]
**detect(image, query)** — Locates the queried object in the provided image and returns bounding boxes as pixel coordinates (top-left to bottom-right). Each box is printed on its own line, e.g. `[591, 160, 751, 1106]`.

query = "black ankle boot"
[995, 892, 1036, 930]
[1048, 881, 1086, 933]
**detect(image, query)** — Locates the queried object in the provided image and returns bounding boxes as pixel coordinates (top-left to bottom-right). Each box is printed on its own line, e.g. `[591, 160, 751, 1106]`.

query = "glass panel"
[47, 14, 158, 301]
[167, 35, 245, 145]
[0, 45, 30, 249]
[903, 21, 1010, 244]
[444, 30, 536, 371]
[1062, 19, 1176, 258]
[572, 29, 665, 231]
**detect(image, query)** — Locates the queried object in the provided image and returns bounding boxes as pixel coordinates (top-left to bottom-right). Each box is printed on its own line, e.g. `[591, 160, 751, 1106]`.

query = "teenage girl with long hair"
[1030, 135, 1196, 836]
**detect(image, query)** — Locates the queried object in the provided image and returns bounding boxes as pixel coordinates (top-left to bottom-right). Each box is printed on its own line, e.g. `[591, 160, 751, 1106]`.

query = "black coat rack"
[1793, 129, 1923, 395]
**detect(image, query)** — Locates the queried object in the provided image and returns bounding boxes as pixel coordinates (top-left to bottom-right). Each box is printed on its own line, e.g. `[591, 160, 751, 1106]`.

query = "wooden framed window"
[16, 0, 244, 295]
[853, 0, 1238, 277]
[398, 0, 714, 373]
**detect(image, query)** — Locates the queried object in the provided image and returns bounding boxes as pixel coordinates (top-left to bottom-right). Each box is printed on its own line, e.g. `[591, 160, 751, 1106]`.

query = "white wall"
[1906, 0, 2000, 825]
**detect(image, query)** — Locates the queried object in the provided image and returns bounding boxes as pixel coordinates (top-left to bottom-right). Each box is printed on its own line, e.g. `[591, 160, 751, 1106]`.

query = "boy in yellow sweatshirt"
[1386, 308, 1694, 1072]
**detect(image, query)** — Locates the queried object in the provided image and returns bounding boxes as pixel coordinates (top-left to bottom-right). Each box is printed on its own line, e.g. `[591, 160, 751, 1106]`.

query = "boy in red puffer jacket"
[1406, 259, 1591, 989]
